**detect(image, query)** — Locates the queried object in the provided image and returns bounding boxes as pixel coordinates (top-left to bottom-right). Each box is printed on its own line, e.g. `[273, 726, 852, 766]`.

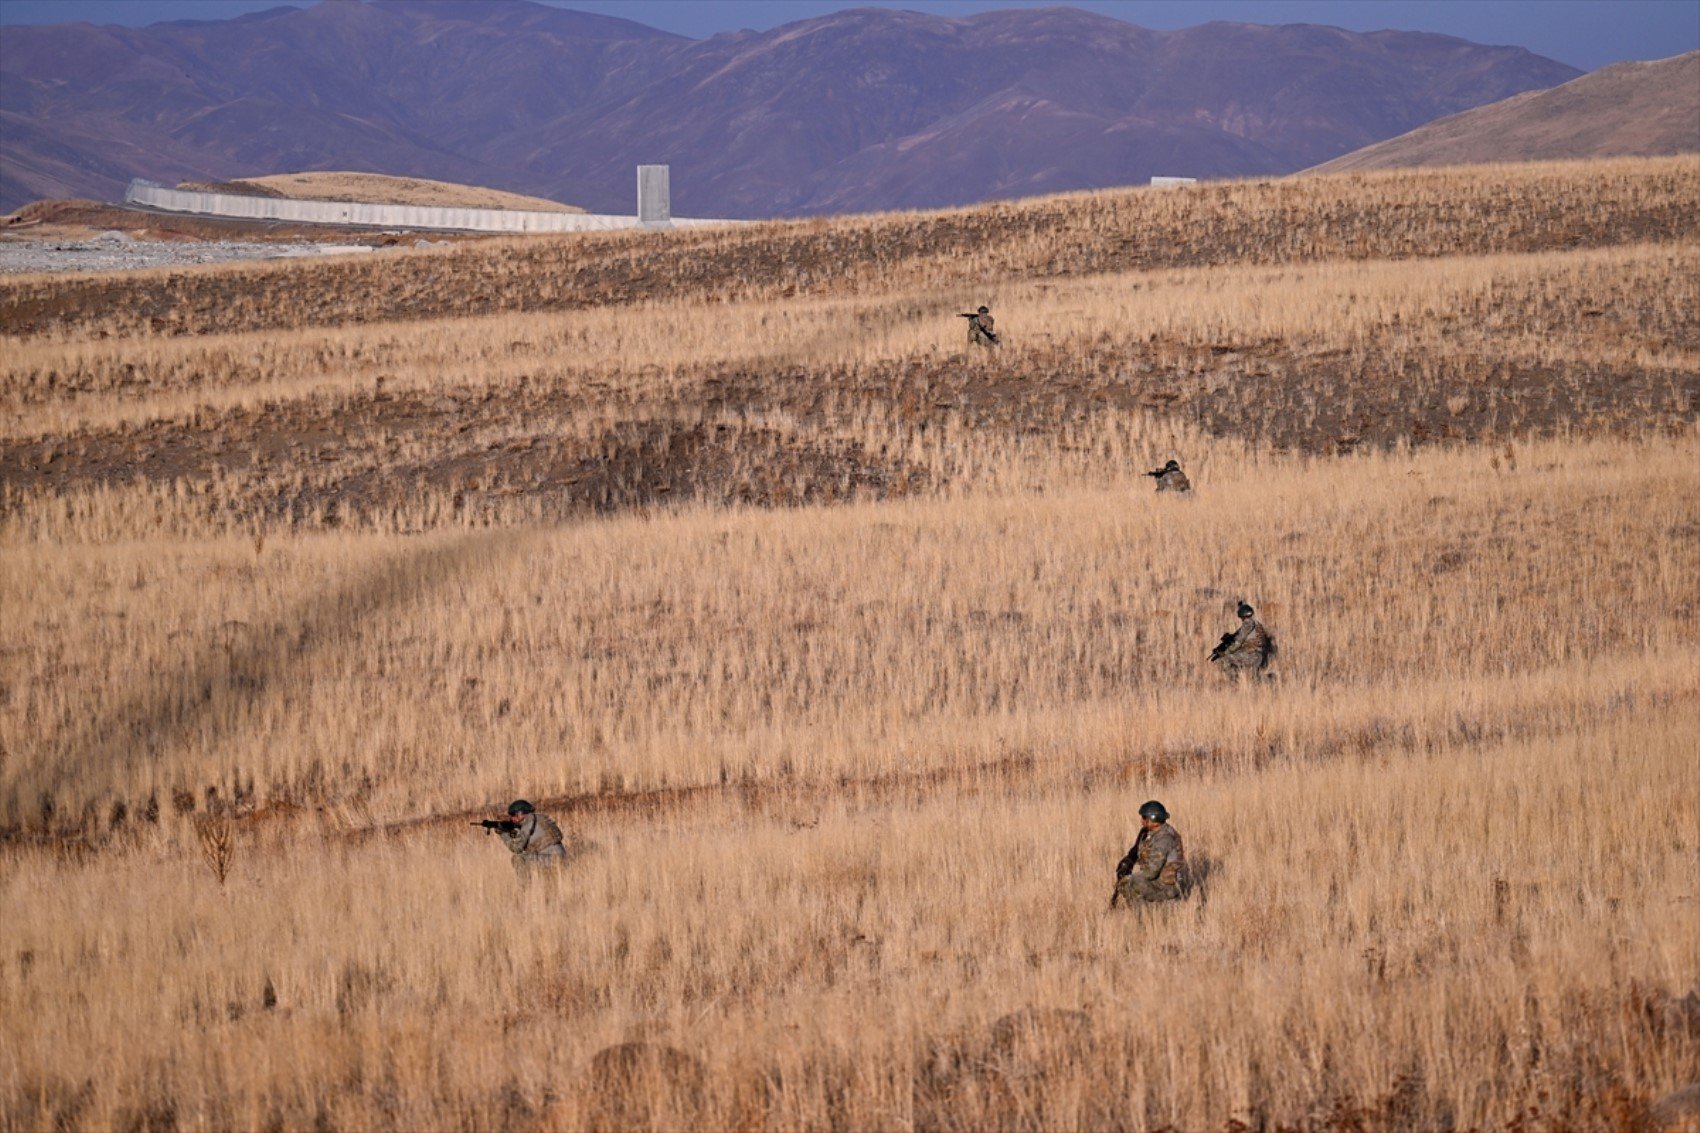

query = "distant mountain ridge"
[1309, 50, 1700, 173]
[0, 0, 1583, 217]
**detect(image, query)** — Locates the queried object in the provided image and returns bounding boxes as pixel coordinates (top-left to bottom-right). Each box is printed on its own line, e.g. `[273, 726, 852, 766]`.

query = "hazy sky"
[0, 0, 1695, 71]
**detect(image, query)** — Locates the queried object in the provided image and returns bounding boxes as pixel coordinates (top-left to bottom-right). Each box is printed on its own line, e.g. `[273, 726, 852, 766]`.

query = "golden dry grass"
[1, 158, 1697, 1130]
[7, 156, 1693, 341]
[2, 663, 1694, 1131]
[4, 240, 1695, 438]
[0, 231, 1692, 538]
[3, 433, 1696, 830]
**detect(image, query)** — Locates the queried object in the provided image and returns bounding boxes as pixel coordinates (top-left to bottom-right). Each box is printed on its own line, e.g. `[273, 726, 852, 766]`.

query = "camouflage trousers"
[1115, 875, 1183, 905]
[512, 843, 568, 879]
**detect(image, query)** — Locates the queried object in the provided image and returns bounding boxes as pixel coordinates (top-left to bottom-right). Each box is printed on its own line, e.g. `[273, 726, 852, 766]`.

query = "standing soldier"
[476, 799, 568, 878]
[1112, 800, 1188, 906]
[959, 305, 999, 347]
[1210, 601, 1275, 675]
[1145, 459, 1191, 493]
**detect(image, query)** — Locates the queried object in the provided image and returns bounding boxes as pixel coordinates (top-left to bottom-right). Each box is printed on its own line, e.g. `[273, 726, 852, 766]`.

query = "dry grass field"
[1, 156, 1697, 1131]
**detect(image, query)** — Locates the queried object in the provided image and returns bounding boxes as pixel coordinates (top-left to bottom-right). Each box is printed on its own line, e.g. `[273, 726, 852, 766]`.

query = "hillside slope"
[0, 155, 1695, 1132]
[1309, 50, 1700, 172]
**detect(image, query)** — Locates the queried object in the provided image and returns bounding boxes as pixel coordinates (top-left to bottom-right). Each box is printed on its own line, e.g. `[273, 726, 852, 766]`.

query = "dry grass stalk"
[190, 811, 236, 885]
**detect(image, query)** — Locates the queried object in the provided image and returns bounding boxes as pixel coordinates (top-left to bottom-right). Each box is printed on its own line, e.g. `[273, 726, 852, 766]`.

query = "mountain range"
[0, 0, 1584, 217]
[1308, 49, 1700, 173]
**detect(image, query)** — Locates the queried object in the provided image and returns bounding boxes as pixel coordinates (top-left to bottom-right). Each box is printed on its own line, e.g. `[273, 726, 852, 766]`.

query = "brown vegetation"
[0, 157, 1696, 1130]
[5, 157, 1695, 341]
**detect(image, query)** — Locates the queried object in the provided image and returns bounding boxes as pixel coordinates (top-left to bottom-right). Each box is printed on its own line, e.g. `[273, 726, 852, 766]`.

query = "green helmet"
[1138, 800, 1168, 823]
[507, 799, 535, 817]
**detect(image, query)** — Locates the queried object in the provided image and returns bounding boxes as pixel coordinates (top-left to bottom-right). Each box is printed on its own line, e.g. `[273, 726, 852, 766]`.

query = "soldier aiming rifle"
[959, 305, 999, 346]
[1145, 459, 1191, 493]
[475, 799, 568, 878]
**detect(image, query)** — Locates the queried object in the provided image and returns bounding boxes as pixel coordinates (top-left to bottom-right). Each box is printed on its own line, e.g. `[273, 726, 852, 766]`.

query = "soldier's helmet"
[1164, 459, 1181, 471]
[977, 305, 989, 314]
[507, 799, 535, 817]
[1237, 602, 1254, 618]
[1138, 800, 1169, 823]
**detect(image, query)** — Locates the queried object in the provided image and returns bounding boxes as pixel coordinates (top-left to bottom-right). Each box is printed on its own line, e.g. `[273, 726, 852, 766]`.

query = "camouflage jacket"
[967, 313, 996, 344]
[1155, 468, 1191, 492]
[1225, 616, 1271, 660]
[1117, 823, 1186, 887]
[500, 812, 564, 856]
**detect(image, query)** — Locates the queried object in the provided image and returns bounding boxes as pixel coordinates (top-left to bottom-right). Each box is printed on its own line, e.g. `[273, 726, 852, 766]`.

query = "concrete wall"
[1150, 176, 1199, 188]
[124, 180, 731, 233]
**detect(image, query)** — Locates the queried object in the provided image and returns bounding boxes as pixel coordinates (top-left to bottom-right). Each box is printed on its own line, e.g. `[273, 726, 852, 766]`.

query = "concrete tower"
[637, 165, 671, 226]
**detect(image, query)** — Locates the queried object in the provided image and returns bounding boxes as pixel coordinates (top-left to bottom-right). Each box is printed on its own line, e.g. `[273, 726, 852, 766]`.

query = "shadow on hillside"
[21, 528, 532, 836]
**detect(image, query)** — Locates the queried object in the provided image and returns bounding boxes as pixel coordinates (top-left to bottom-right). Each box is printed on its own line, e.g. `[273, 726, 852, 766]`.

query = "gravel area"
[0, 230, 385, 275]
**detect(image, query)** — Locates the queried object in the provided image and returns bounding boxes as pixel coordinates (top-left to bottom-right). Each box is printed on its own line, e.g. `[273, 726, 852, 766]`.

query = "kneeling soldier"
[478, 799, 567, 878]
[1113, 800, 1188, 906]
[1210, 601, 1274, 675]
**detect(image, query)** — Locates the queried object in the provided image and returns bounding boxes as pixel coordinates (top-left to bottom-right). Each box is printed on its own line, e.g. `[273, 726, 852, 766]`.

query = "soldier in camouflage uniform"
[495, 799, 568, 878]
[960, 305, 998, 347]
[1113, 800, 1188, 905]
[1210, 602, 1274, 675]
[1145, 459, 1191, 493]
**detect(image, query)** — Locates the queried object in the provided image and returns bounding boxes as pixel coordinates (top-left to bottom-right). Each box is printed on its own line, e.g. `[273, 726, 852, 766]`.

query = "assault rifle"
[1108, 828, 1149, 909]
[473, 818, 519, 835]
[1208, 632, 1236, 662]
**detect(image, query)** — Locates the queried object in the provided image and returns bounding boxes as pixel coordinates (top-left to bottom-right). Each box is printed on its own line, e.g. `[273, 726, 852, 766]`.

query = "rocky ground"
[0, 198, 480, 275]
[0, 230, 423, 275]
